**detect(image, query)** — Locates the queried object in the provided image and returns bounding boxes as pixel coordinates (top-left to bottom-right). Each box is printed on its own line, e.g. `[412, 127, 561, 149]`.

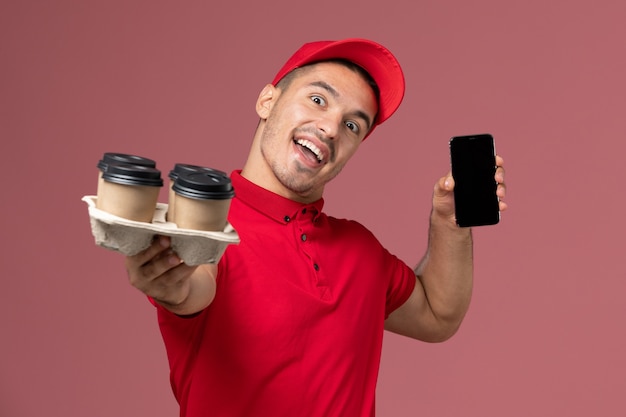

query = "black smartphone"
[449, 133, 500, 227]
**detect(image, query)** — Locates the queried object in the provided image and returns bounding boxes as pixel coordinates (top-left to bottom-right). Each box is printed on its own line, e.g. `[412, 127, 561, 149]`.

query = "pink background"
[2, 0, 625, 416]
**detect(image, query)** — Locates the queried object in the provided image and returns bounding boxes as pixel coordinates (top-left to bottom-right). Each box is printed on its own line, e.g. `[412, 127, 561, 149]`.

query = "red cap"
[271, 38, 405, 130]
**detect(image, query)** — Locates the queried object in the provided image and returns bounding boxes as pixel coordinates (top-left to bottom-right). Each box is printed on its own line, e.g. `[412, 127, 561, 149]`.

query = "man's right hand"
[125, 235, 217, 315]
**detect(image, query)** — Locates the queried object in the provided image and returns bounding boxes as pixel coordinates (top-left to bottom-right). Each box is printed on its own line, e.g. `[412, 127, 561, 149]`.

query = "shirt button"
[313, 263, 319, 271]
[284, 215, 291, 222]
[301, 234, 307, 241]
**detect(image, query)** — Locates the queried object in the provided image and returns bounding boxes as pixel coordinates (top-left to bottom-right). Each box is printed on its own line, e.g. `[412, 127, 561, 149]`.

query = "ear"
[256, 84, 278, 119]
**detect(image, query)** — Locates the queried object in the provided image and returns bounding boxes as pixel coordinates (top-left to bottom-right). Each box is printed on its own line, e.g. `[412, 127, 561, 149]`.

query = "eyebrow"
[308, 81, 373, 131]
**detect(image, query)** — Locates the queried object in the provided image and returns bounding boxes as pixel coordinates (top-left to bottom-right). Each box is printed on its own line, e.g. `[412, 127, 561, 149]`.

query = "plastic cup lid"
[97, 152, 157, 172]
[168, 163, 228, 181]
[102, 163, 163, 187]
[172, 171, 234, 200]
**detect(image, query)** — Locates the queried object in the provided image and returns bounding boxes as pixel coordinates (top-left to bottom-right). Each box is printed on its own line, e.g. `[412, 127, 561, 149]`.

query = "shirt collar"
[231, 170, 325, 224]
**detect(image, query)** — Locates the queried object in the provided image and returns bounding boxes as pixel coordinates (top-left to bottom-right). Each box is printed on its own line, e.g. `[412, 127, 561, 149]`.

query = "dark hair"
[276, 59, 380, 108]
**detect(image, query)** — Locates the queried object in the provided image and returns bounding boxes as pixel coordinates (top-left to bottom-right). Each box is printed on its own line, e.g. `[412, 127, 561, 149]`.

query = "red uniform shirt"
[156, 171, 416, 416]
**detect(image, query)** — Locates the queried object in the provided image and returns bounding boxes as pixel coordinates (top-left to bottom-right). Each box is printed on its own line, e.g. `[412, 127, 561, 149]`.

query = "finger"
[146, 263, 197, 305]
[435, 172, 454, 196]
[125, 236, 183, 292]
[497, 180, 508, 212]
[138, 247, 183, 284]
[494, 155, 506, 183]
[497, 182, 506, 199]
[127, 249, 184, 297]
[496, 166, 505, 184]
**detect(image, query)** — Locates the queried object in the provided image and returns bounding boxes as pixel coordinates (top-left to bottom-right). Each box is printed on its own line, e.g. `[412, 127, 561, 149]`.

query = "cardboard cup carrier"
[84, 153, 238, 265]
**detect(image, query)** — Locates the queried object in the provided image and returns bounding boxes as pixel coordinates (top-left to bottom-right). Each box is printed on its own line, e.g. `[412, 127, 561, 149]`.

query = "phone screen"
[449, 134, 500, 227]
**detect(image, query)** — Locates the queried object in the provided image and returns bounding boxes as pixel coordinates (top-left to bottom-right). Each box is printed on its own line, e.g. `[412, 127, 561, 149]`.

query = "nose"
[316, 111, 342, 140]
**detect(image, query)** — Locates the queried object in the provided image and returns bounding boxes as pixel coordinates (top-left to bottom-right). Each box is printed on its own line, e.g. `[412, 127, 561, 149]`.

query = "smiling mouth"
[295, 138, 324, 164]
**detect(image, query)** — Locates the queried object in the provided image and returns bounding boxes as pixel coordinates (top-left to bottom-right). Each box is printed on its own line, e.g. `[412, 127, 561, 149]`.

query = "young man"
[126, 38, 507, 416]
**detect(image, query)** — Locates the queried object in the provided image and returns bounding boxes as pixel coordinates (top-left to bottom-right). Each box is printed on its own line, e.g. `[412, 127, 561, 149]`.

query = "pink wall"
[2, 1, 625, 416]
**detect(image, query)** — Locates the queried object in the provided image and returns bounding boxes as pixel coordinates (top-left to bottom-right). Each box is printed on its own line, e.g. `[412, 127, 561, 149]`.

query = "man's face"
[256, 61, 378, 203]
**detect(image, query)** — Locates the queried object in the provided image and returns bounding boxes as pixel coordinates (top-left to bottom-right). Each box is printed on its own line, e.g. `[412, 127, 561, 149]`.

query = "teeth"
[296, 139, 323, 162]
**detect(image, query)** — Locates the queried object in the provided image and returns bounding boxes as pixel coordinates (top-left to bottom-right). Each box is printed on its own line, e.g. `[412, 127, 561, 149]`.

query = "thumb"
[432, 172, 456, 221]
[435, 172, 454, 197]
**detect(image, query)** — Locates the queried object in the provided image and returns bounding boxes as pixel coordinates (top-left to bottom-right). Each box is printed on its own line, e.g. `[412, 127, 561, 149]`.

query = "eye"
[345, 120, 360, 134]
[311, 95, 326, 106]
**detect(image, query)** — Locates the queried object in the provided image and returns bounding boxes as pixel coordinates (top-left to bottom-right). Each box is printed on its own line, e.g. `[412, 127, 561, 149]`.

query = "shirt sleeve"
[383, 250, 416, 318]
[148, 297, 208, 403]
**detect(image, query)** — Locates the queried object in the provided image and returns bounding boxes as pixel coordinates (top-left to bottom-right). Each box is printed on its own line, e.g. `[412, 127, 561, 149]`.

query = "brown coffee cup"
[96, 153, 157, 202]
[172, 171, 235, 231]
[167, 164, 227, 222]
[96, 163, 163, 222]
